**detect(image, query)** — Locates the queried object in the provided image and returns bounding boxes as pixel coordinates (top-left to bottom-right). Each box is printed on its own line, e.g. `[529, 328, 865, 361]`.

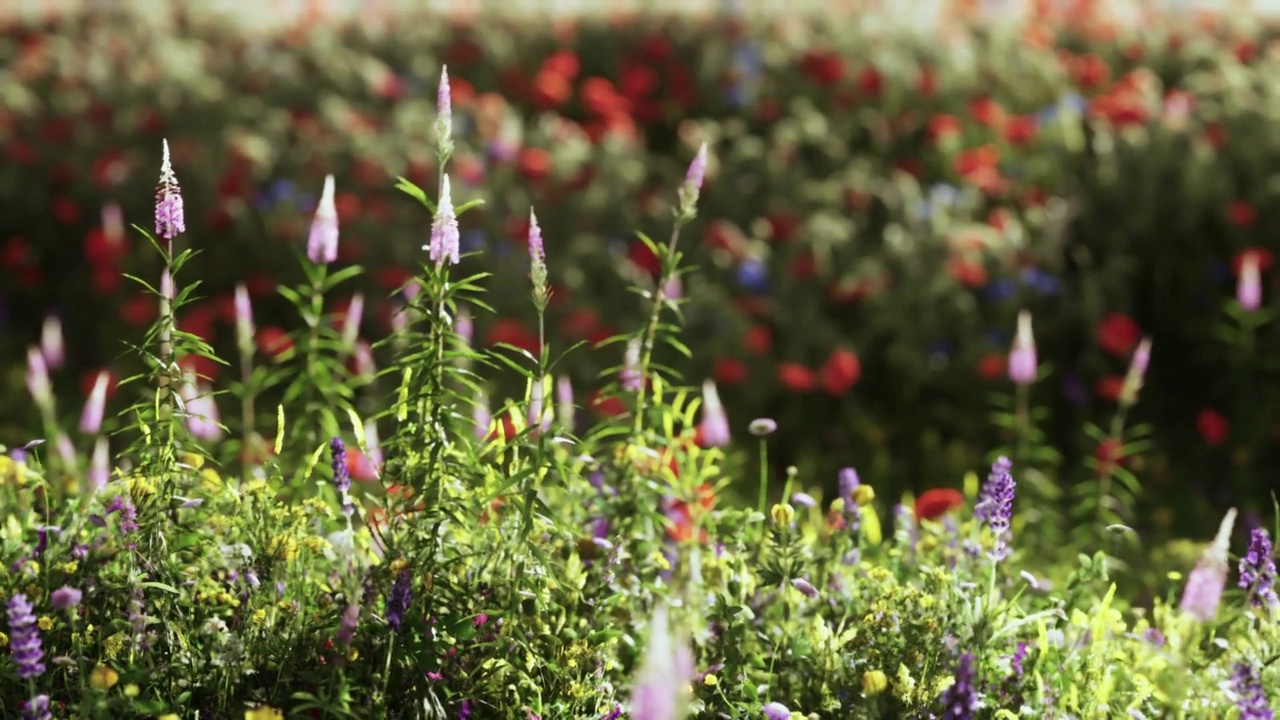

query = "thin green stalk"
[631, 223, 685, 443]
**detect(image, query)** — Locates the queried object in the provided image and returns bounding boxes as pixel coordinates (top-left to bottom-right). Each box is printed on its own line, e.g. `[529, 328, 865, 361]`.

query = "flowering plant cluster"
[6, 9, 1280, 530]
[0, 57, 1278, 718]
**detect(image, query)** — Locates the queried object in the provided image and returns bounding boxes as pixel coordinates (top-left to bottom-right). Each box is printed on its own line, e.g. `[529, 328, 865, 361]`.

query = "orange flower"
[915, 488, 966, 521]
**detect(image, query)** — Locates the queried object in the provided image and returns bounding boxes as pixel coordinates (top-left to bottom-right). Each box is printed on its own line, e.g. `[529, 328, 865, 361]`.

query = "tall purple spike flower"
[975, 457, 1016, 562]
[1179, 507, 1237, 622]
[1239, 527, 1277, 609]
[386, 569, 412, 632]
[336, 603, 359, 646]
[1230, 663, 1274, 720]
[7, 593, 46, 679]
[154, 139, 185, 240]
[528, 209, 549, 304]
[1119, 337, 1152, 407]
[699, 380, 730, 447]
[1239, 251, 1264, 312]
[307, 174, 339, 265]
[80, 370, 109, 435]
[940, 653, 978, 720]
[838, 467, 862, 534]
[677, 143, 709, 218]
[427, 175, 460, 267]
[1007, 310, 1036, 386]
[473, 392, 492, 440]
[88, 437, 110, 493]
[22, 694, 51, 720]
[331, 437, 353, 517]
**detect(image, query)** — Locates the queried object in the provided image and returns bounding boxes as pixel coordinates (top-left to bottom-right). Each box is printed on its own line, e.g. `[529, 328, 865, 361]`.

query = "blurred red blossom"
[1196, 408, 1229, 447]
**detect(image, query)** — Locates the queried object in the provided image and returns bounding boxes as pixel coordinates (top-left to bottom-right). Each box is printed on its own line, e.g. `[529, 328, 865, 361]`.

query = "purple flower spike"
[22, 694, 51, 720]
[975, 457, 1016, 562]
[154, 139, 185, 241]
[1239, 251, 1264, 312]
[307, 174, 339, 265]
[1239, 527, 1277, 608]
[1230, 663, 1274, 720]
[7, 593, 46, 679]
[790, 578, 819, 599]
[386, 569, 413, 632]
[80, 371, 110, 435]
[686, 142, 708, 193]
[331, 437, 353, 518]
[437, 65, 453, 150]
[40, 315, 63, 370]
[426, 174, 460, 267]
[940, 652, 978, 720]
[336, 603, 359, 645]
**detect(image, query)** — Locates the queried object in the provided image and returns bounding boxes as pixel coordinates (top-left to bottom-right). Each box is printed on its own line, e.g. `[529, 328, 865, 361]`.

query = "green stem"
[631, 223, 685, 443]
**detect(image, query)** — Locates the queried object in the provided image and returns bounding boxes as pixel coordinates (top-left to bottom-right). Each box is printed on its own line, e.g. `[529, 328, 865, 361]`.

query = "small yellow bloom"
[124, 683, 140, 698]
[648, 550, 671, 571]
[829, 497, 846, 514]
[703, 673, 719, 687]
[104, 631, 126, 660]
[771, 503, 795, 527]
[251, 609, 267, 627]
[180, 452, 206, 470]
[853, 485, 876, 506]
[346, 647, 359, 662]
[37, 616, 53, 631]
[61, 561, 79, 574]
[245, 707, 284, 720]
[159, 715, 180, 720]
[90, 664, 120, 690]
[389, 558, 408, 574]
[0, 631, 8, 647]
[862, 669, 888, 696]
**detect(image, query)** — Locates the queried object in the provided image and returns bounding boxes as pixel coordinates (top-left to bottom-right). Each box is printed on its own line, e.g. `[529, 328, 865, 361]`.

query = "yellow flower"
[389, 558, 408, 574]
[245, 707, 284, 720]
[180, 452, 206, 470]
[90, 664, 120, 690]
[251, 609, 267, 627]
[862, 669, 888, 696]
[771, 503, 795, 527]
[853, 485, 876, 506]
[124, 683, 140, 698]
[346, 647, 359, 662]
[37, 616, 53, 631]
[200, 468, 223, 494]
[0, 631, 8, 647]
[648, 550, 671, 571]
[61, 561, 79, 574]
[159, 715, 181, 720]
[703, 673, 719, 687]
[104, 631, 126, 660]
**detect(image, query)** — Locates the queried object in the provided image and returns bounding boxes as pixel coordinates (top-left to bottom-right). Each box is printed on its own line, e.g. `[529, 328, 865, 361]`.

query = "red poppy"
[580, 77, 628, 117]
[1096, 313, 1141, 358]
[1196, 409, 1228, 447]
[542, 49, 580, 80]
[246, 274, 276, 298]
[820, 349, 861, 396]
[1227, 201, 1257, 229]
[777, 363, 816, 392]
[1003, 116, 1038, 146]
[745, 325, 772, 355]
[256, 327, 294, 359]
[856, 65, 883, 98]
[802, 52, 843, 87]
[915, 488, 965, 521]
[790, 252, 817, 280]
[976, 353, 1006, 380]
[619, 65, 658, 99]
[92, 264, 122, 295]
[486, 412, 519, 443]
[714, 356, 749, 385]
[486, 319, 540, 356]
[375, 266, 414, 292]
[531, 70, 573, 109]
[52, 198, 80, 225]
[1068, 53, 1111, 89]
[1232, 248, 1274, 276]
[1094, 375, 1125, 402]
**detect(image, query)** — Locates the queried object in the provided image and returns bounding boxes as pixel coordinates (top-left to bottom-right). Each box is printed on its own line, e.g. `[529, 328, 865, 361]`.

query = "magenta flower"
[154, 138, 185, 241]
[1239, 251, 1263, 311]
[686, 143, 708, 193]
[50, 587, 82, 610]
[699, 380, 730, 447]
[335, 603, 359, 645]
[88, 437, 110, 493]
[528, 208, 545, 266]
[1007, 310, 1036, 386]
[25, 347, 51, 408]
[1179, 508, 1237, 621]
[1119, 337, 1152, 406]
[1239, 527, 1277, 609]
[80, 371, 110, 435]
[307, 174, 339, 265]
[341, 292, 364, 351]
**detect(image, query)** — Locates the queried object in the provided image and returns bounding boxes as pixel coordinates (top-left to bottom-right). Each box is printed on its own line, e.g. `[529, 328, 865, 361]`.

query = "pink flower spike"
[1179, 507, 1237, 622]
[26, 347, 51, 408]
[699, 379, 730, 447]
[307, 174, 339, 265]
[234, 283, 254, 352]
[425, 174, 460, 267]
[528, 209, 545, 265]
[80, 371, 110, 435]
[437, 65, 453, 140]
[88, 437, 109, 493]
[154, 139, 185, 241]
[341, 292, 365, 351]
[40, 315, 64, 370]
[1239, 251, 1263, 311]
[1007, 310, 1036, 386]
[686, 142, 708, 192]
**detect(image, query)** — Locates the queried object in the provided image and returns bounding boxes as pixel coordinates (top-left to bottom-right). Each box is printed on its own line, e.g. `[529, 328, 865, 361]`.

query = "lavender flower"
[621, 338, 643, 393]
[1007, 310, 1036, 385]
[1009, 641, 1028, 678]
[427, 174, 460, 267]
[129, 585, 151, 651]
[1179, 507, 1237, 622]
[50, 586, 82, 610]
[26, 347, 51, 409]
[331, 437, 353, 517]
[763, 702, 791, 720]
[1119, 337, 1153, 407]
[22, 694, 50, 720]
[307, 174, 339, 265]
[699, 380, 730, 447]
[975, 457, 1016, 562]
[1230, 663, 1274, 720]
[7, 593, 46, 679]
[677, 143, 709, 218]
[40, 315, 63, 370]
[940, 653, 978, 720]
[155, 138, 185, 240]
[80, 370, 109, 435]
[386, 569, 413, 632]
[1239, 527, 1277, 609]
[336, 603, 359, 645]
[790, 492, 816, 509]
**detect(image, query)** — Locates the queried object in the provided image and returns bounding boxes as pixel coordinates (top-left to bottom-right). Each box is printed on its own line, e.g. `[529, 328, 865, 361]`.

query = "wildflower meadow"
[2, 5, 1280, 720]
